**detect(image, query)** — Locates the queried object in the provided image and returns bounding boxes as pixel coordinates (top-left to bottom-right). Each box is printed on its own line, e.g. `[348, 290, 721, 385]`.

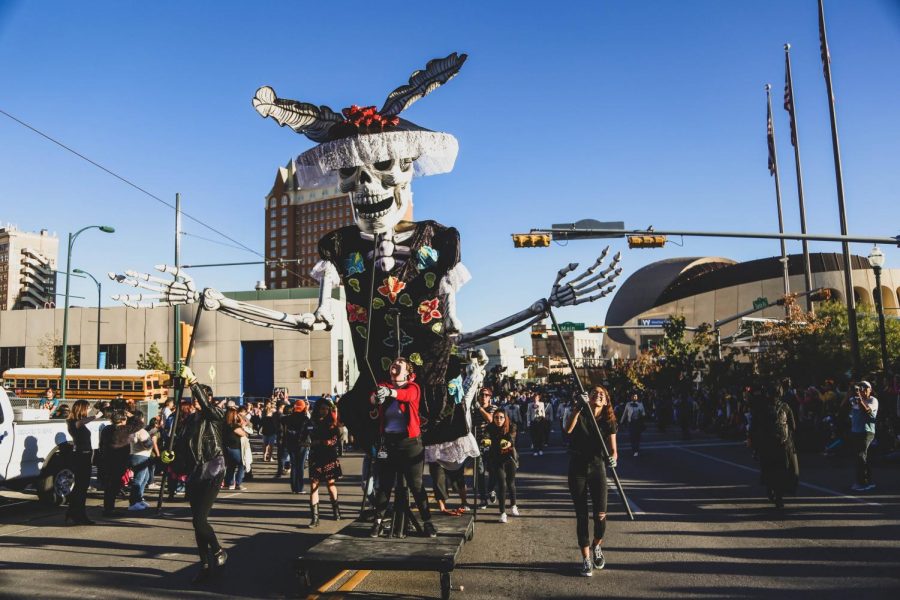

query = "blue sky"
[1, 0, 898, 347]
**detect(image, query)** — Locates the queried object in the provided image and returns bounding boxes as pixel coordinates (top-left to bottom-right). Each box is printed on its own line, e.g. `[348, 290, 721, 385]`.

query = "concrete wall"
[0, 289, 356, 398]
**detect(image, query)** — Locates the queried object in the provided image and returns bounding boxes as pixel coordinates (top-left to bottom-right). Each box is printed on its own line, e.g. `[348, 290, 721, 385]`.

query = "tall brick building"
[264, 160, 355, 289]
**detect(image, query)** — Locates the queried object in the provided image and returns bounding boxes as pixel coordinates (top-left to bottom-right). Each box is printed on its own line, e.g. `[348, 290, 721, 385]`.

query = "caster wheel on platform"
[297, 569, 311, 593]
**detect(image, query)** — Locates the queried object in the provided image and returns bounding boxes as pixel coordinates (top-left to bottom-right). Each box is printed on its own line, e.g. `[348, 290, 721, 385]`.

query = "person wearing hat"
[849, 381, 878, 491]
[281, 399, 312, 494]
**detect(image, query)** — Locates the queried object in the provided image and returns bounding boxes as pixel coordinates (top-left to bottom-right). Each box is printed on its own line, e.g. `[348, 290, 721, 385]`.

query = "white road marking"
[671, 445, 882, 507]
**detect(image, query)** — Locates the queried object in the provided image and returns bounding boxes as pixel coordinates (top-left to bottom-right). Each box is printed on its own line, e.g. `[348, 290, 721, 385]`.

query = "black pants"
[429, 462, 465, 503]
[102, 458, 128, 513]
[374, 436, 432, 523]
[530, 419, 547, 450]
[568, 456, 608, 548]
[494, 458, 517, 511]
[474, 453, 495, 503]
[854, 432, 875, 485]
[187, 473, 224, 563]
[67, 451, 93, 518]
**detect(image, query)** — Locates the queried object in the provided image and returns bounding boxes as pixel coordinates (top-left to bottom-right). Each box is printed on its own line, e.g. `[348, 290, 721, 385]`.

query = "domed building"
[603, 252, 900, 358]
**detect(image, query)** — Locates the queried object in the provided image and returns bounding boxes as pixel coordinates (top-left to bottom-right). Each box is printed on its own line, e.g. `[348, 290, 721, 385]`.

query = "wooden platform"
[297, 513, 474, 598]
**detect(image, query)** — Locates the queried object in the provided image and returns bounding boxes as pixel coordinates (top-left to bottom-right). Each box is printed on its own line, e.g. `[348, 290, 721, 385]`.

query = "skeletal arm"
[455, 248, 621, 348]
[108, 264, 334, 333]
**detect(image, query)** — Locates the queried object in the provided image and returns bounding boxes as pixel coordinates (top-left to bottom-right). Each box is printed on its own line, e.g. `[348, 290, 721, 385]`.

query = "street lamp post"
[867, 246, 889, 372]
[72, 268, 102, 368]
[60, 225, 115, 400]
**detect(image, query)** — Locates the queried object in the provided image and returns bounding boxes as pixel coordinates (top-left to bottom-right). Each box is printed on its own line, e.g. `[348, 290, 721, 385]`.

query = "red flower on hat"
[342, 105, 400, 131]
[418, 298, 442, 324]
[377, 276, 406, 304]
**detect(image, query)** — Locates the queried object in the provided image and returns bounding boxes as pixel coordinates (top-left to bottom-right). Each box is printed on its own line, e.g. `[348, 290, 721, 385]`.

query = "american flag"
[819, 0, 832, 78]
[767, 99, 777, 176]
[783, 53, 798, 147]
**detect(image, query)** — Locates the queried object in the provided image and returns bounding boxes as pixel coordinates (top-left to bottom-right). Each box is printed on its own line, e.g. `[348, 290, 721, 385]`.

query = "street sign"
[638, 318, 669, 327]
[752, 297, 769, 310]
[551, 220, 625, 240]
[300, 378, 311, 392]
[557, 321, 585, 331]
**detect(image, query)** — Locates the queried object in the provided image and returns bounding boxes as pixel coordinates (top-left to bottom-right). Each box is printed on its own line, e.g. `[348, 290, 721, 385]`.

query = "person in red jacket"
[369, 357, 437, 538]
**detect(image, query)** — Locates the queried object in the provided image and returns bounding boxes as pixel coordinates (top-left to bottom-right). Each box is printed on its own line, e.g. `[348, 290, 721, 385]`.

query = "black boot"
[369, 519, 384, 538]
[331, 499, 342, 521]
[308, 502, 320, 528]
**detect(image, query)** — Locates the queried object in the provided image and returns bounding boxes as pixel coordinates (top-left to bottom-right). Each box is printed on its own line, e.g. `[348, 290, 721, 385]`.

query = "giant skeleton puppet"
[110, 53, 621, 464]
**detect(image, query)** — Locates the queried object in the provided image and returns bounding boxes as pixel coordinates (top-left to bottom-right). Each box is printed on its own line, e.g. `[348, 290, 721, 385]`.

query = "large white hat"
[253, 53, 466, 187]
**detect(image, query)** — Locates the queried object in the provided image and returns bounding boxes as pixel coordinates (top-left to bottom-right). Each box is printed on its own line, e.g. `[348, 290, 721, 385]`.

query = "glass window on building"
[0, 346, 25, 374]
[281, 227, 287, 236]
[98, 344, 126, 369]
[281, 207, 288, 216]
[281, 196, 288, 206]
[269, 198, 276, 208]
[280, 238, 287, 246]
[281, 217, 287, 226]
[280, 248, 287, 257]
[270, 240, 276, 248]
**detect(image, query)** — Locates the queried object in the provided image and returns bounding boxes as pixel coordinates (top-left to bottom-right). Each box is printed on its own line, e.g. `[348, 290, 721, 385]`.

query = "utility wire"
[181, 230, 256, 252]
[0, 107, 261, 259]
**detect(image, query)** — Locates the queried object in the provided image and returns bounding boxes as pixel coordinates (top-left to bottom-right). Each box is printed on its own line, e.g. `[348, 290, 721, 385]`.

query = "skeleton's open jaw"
[353, 193, 395, 218]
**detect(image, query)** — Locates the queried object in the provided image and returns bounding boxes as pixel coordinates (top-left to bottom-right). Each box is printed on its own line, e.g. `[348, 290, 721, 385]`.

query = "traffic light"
[179, 322, 194, 360]
[512, 233, 552, 248]
[627, 234, 667, 249]
[299, 369, 314, 379]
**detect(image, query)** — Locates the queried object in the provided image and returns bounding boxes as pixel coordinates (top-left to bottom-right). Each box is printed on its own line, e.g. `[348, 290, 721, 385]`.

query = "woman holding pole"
[565, 385, 618, 577]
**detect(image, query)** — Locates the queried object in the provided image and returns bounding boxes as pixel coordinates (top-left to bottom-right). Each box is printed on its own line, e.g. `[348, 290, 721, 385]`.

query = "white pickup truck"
[0, 386, 104, 504]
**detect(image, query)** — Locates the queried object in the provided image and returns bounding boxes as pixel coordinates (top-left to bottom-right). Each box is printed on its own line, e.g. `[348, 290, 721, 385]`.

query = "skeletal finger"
[154, 264, 194, 284]
[128, 270, 186, 287]
[553, 262, 579, 287]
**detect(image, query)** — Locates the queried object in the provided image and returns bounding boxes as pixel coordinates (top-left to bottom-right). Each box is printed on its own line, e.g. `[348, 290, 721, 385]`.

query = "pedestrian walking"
[565, 386, 618, 577]
[307, 398, 343, 527]
[473, 387, 497, 508]
[223, 407, 248, 491]
[620, 393, 646, 457]
[127, 411, 157, 511]
[527, 393, 549, 456]
[748, 388, 799, 508]
[486, 410, 519, 523]
[282, 399, 312, 494]
[99, 410, 136, 516]
[65, 400, 100, 525]
[849, 381, 878, 491]
[179, 365, 228, 584]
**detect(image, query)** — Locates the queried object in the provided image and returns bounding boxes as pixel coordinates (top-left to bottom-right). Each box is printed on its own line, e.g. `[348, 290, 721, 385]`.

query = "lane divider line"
[671, 445, 882, 507]
[306, 568, 351, 599]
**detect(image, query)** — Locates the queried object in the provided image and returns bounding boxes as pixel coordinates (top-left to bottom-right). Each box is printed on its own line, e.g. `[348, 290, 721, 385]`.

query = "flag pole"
[766, 83, 791, 307]
[818, 0, 861, 376]
[783, 44, 813, 312]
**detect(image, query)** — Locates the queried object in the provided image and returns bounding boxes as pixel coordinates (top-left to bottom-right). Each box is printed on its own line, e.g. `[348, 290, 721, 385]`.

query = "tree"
[37, 334, 79, 368]
[136, 342, 170, 371]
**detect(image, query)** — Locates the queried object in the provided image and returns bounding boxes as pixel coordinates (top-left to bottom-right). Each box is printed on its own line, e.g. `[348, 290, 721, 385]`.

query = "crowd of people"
[50, 360, 897, 583]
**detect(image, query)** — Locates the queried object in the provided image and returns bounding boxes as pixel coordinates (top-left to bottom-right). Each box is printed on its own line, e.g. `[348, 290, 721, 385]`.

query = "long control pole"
[548, 308, 635, 521]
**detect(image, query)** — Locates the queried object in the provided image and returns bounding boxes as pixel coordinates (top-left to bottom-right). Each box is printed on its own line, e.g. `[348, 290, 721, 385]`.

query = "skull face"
[339, 158, 414, 234]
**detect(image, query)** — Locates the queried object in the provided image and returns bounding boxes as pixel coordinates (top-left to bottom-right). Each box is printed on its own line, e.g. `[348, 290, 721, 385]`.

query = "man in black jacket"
[180, 365, 228, 584]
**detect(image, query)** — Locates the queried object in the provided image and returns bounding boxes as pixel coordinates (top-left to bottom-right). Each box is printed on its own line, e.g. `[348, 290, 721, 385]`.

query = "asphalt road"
[1, 427, 898, 599]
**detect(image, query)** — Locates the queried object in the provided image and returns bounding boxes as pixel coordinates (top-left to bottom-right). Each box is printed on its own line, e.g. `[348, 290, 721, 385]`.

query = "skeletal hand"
[547, 247, 622, 309]
[108, 265, 200, 308]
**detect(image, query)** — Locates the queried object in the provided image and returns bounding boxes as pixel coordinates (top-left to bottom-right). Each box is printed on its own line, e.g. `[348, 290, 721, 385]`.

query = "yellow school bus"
[2, 368, 171, 402]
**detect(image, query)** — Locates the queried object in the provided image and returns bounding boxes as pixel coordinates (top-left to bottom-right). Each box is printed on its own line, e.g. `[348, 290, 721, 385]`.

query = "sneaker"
[146, 483, 160, 490]
[591, 544, 605, 570]
[477, 501, 489, 510]
[423, 521, 438, 538]
[538, 450, 544, 457]
[850, 483, 865, 492]
[238, 485, 248, 491]
[489, 491, 497, 505]
[511, 505, 520, 517]
[127, 502, 146, 511]
[862, 483, 876, 491]
[633, 451, 639, 457]
[228, 484, 236, 490]
[580, 557, 593, 577]
[499, 513, 508, 523]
